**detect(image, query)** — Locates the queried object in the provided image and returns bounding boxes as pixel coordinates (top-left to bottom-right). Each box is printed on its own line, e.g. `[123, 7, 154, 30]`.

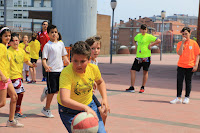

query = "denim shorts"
[58, 100, 106, 133]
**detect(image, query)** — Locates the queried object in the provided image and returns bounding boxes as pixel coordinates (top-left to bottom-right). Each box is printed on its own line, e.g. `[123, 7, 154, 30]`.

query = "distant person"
[8, 33, 36, 118]
[85, 35, 109, 125]
[19, 35, 31, 82]
[57, 41, 109, 133]
[126, 24, 161, 93]
[170, 27, 199, 104]
[37, 21, 50, 82]
[40, 25, 69, 118]
[28, 33, 41, 84]
[0, 26, 24, 127]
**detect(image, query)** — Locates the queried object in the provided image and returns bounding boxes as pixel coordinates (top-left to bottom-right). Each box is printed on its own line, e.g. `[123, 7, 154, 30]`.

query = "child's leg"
[33, 67, 36, 81]
[98, 107, 107, 125]
[16, 92, 24, 113]
[7, 83, 18, 121]
[45, 93, 54, 110]
[0, 89, 7, 108]
[29, 67, 33, 81]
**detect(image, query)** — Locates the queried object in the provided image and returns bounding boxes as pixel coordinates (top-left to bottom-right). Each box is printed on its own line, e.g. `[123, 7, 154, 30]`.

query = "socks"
[15, 93, 24, 113]
[141, 86, 145, 89]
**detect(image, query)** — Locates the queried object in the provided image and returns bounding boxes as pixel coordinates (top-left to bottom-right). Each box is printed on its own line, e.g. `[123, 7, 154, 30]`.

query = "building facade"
[0, 0, 52, 32]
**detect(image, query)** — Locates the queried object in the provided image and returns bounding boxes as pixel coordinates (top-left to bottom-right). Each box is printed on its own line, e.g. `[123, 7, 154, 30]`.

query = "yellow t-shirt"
[25, 45, 30, 60]
[8, 47, 29, 80]
[57, 63, 101, 106]
[19, 42, 25, 49]
[134, 33, 157, 58]
[0, 43, 10, 80]
[29, 40, 40, 59]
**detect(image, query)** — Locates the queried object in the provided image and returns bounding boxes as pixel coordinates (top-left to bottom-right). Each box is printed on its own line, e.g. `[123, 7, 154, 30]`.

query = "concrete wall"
[52, 0, 97, 46]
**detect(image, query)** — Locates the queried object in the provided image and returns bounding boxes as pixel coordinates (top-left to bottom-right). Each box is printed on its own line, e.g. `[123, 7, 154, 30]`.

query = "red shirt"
[37, 31, 50, 52]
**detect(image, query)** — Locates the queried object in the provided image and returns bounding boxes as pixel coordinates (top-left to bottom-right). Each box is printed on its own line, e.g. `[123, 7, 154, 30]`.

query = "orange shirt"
[176, 39, 199, 68]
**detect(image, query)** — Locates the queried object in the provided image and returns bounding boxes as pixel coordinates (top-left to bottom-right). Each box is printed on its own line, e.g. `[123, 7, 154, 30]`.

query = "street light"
[160, 10, 166, 61]
[4, 0, 7, 26]
[110, 0, 117, 64]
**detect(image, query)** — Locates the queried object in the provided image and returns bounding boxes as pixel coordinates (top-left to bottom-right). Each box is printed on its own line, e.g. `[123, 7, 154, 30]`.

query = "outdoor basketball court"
[0, 54, 200, 133]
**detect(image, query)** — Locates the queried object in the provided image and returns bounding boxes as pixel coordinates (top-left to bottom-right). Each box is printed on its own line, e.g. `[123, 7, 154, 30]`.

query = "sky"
[97, 0, 199, 24]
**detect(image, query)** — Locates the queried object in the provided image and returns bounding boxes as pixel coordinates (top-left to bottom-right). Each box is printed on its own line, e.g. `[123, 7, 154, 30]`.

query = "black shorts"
[47, 72, 61, 94]
[131, 57, 151, 72]
[30, 58, 38, 63]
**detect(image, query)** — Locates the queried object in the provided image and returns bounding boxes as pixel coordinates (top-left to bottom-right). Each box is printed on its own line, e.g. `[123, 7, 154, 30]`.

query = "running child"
[0, 27, 24, 127]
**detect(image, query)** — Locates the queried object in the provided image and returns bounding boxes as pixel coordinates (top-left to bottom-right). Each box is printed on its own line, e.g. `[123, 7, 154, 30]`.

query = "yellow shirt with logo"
[0, 43, 10, 80]
[8, 47, 29, 80]
[57, 63, 101, 106]
[134, 33, 157, 58]
[29, 40, 40, 59]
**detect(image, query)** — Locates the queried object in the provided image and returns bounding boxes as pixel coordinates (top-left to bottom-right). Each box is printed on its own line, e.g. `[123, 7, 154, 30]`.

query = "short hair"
[47, 25, 57, 33]
[42, 21, 48, 25]
[72, 41, 91, 60]
[85, 35, 102, 47]
[181, 27, 191, 33]
[22, 34, 28, 39]
[140, 24, 147, 30]
[10, 33, 19, 42]
[58, 32, 62, 41]
[0, 26, 11, 43]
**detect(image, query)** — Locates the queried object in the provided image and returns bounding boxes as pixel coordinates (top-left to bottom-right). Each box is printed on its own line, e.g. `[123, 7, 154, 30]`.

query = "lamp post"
[4, 0, 7, 26]
[160, 10, 166, 61]
[110, 0, 117, 64]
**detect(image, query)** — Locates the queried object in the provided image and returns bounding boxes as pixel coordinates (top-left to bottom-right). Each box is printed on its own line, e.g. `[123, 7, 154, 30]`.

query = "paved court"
[0, 54, 200, 133]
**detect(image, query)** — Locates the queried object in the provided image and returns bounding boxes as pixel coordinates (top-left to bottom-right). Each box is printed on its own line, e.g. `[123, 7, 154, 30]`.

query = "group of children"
[0, 24, 110, 132]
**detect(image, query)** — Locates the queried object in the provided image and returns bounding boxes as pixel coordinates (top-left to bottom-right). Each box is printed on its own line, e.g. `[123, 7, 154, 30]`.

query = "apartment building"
[0, 0, 52, 32]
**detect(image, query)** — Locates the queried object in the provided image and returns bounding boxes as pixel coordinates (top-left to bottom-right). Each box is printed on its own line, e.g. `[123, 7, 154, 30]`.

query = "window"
[14, 14, 17, 18]
[0, 11, 4, 18]
[136, 23, 139, 26]
[130, 34, 132, 37]
[130, 29, 133, 31]
[136, 28, 140, 32]
[14, 23, 22, 27]
[18, 14, 22, 18]
[0, 0, 4, 6]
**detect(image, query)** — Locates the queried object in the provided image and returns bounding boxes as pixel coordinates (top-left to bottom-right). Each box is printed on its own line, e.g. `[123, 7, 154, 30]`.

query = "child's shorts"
[47, 72, 61, 94]
[23, 63, 29, 71]
[11, 78, 25, 94]
[0, 79, 12, 90]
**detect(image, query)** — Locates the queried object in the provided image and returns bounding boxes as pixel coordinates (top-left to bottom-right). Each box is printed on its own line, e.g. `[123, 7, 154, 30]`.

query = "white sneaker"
[170, 97, 182, 104]
[183, 97, 190, 104]
[6, 119, 24, 127]
[41, 107, 54, 118]
[40, 87, 48, 102]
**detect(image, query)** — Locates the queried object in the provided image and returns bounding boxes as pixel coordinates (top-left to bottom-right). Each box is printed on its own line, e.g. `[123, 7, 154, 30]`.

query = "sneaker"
[170, 97, 182, 104]
[40, 87, 48, 102]
[126, 86, 135, 93]
[139, 86, 145, 93]
[6, 119, 24, 127]
[182, 97, 190, 104]
[15, 112, 27, 118]
[27, 80, 33, 84]
[26, 77, 30, 82]
[32, 80, 36, 84]
[42, 77, 46, 82]
[41, 107, 54, 118]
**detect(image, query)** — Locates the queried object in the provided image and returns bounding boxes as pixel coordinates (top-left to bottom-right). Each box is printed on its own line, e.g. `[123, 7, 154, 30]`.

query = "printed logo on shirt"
[189, 46, 192, 50]
[74, 78, 94, 95]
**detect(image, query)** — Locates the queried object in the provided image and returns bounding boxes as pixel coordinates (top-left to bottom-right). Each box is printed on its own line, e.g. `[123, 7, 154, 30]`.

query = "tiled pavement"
[0, 54, 200, 133]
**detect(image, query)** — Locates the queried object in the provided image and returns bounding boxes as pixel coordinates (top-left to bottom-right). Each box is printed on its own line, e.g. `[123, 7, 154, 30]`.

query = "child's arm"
[62, 56, 70, 66]
[42, 58, 52, 72]
[192, 54, 199, 72]
[96, 77, 110, 114]
[60, 88, 98, 119]
[0, 70, 8, 83]
[25, 60, 37, 67]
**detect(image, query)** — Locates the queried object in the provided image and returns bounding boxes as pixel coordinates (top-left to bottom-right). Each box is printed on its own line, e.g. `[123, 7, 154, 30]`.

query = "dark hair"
[140, 24, 147, 30]
[85, 35, 102, 47]
[0, 26, 11, 43]
[10, 33, 19, 42]
[42, 21, 48, 25]
[72, 41, 91, 60]
[32, 33, 37, 41]
[181, 27, 191, 33]
[58, 32, 62, 41]
[47, 25, 57, 33]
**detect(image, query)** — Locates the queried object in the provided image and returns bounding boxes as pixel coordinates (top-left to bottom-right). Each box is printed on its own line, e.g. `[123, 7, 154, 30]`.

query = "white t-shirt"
[90, 59, 98, 66]
[42, 41, 67, 72]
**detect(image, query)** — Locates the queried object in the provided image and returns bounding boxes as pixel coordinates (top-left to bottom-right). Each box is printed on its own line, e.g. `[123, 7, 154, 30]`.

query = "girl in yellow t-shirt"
[0, 26, 24, 127]
[29, 33, 40, 84]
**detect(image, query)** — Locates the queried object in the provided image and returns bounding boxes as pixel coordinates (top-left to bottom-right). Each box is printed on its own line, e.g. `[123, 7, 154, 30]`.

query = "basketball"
[71, 112, 99, 133]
